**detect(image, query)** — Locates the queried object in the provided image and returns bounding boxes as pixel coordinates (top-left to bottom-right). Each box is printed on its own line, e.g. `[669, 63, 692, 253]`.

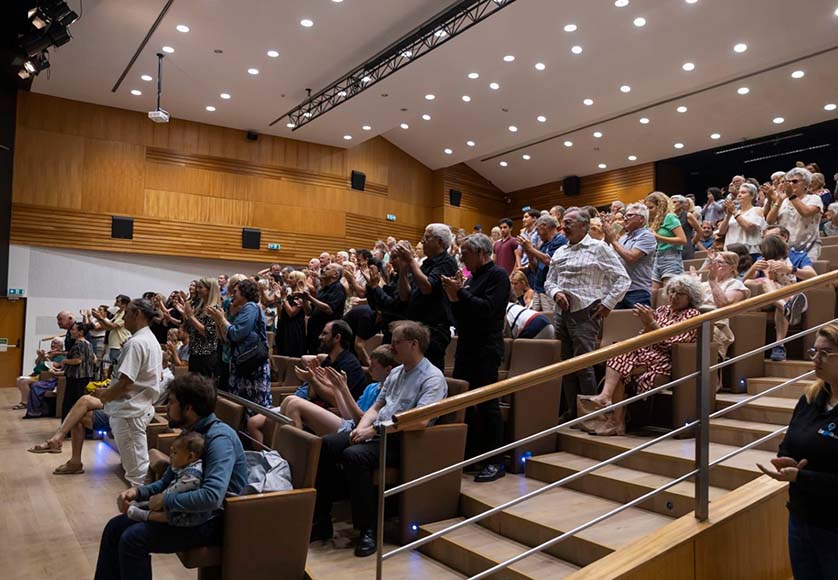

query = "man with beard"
[94, 374, 247, 580]
[303, 263, 347, 355]
[292, 320, 367, 405]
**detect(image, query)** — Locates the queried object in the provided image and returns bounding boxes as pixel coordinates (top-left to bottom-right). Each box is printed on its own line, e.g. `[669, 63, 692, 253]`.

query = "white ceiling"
[33, 0, 838, 193]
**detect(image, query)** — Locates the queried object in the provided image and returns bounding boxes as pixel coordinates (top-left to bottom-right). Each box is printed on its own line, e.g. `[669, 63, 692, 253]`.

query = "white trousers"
[109, 409, 154, 486]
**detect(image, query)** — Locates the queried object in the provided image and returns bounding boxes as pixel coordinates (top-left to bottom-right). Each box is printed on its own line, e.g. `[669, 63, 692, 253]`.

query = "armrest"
[156, 431, 180, 455]
[146, 417, 172, 449]
[55, 377, 66, 418]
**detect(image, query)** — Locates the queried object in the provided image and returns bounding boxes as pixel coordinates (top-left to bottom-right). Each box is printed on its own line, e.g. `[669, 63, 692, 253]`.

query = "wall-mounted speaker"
[242, 228, 261, 249]
[111, 216, 134, 239]
[351, 170, 366, 191]
[246, 130, 259, 141]
[449, 189, 462, 207]
[562, 175, 581, 196]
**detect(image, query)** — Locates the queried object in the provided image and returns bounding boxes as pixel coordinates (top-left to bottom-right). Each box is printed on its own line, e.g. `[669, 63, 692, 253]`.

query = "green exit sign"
[8, 288, 24, 295]
[267, 243, 281, 250]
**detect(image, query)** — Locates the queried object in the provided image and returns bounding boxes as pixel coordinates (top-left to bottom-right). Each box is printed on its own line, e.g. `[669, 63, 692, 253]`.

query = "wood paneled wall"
[11, 92, 434, 264]
[434, 163, 510, 232]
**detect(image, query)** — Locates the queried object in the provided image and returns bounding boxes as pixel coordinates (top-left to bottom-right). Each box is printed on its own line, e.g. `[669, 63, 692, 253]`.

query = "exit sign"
[521, 205, 532, 212]
[267, 243, 281, 250]
[386, 214, 397, 222]
[8, 288, 24, 296]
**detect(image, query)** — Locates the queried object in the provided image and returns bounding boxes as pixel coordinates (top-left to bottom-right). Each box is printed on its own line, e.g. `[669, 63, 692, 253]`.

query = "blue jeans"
[94, 514, 222, 580]
[788, 512, 838, 580]
[616, 289, 651, 310]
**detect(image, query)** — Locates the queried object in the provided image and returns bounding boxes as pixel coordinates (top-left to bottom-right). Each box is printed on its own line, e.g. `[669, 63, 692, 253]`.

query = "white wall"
[9, 245, 269, 366]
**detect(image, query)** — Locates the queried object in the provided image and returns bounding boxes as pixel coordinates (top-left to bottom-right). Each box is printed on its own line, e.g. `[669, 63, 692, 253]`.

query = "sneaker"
[784, 294, 808, 327]
[770, 345, 787, 362]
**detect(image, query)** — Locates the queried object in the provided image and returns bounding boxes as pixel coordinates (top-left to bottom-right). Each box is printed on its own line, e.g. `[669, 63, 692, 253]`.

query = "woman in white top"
[718, 182, 766, 260]
[702, 251, 751, 362]
[765, 167, 823, 260]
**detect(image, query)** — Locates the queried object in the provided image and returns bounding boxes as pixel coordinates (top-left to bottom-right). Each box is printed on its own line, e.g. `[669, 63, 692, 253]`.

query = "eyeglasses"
[807, 347, 836, 361]
[787, 179, 801, 185]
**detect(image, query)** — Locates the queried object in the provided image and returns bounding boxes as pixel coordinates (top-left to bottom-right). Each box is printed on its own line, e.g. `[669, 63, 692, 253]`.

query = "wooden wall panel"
[82, 140, 145, 215]
[12, 128, 84, 209]
[436, 163, 509, 231]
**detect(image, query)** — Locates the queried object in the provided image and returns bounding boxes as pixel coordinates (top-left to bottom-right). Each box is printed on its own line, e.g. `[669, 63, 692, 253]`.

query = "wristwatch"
[788, 194, 798, 201]
[791, 265, 798, 275]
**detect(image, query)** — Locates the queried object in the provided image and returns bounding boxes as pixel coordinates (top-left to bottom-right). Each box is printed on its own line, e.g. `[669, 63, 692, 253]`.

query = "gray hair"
[770, 171, 786, 181]
[564, 208, 590, 229]
[127, 298, 157, 321]
[535, 215, 558, 229]
[625, 202, 649, 225]
[461, 233, 493, 256]
[786, 167, 812, 186]
[550, 205, 565, 216]
[336, 251, 349, 261]
[664, 275, 705, 309]
[670, 194, 687, 204]
[611, 200, 625, 210]
[425, 223, 453, 249]
[739, 182, 758, 202]
[811, 172, 825, 188]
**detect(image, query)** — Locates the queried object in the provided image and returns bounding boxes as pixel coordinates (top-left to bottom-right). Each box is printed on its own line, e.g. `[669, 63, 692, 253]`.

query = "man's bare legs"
[28, 395, 103, 459]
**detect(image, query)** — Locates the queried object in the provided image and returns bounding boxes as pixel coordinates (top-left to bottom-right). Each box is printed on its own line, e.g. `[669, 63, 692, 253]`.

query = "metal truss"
[271, 0, 519, 130]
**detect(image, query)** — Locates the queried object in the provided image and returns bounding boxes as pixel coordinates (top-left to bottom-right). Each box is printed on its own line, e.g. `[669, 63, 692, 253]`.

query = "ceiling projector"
[148, 109, 169, 123]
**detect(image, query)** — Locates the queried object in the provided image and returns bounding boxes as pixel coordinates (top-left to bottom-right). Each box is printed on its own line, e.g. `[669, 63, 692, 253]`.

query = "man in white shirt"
[545, 208, 630, 420]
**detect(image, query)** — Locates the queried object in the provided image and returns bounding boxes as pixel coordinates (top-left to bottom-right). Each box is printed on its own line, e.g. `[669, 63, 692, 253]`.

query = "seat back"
[215, 397, 245, 431]
[821, 235, 838, 247]
[820, 244, 838, 269]
[283, 357, 303, 386]
[507, 339, 562, 377]
[268, 424, 321, 489]
[683, 258, 705, 271]
[444, 335, 458, 370]
[173, 366, 188, 378]
[601, 309, 643, 346]
[438, 378, 469, 424]
[364, 333, 383, 353]
[812, 260, 830, 275]
[694, 249, 708, 260]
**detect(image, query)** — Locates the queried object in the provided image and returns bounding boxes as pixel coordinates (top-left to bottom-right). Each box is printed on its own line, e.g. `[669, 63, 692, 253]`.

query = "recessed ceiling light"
[468, 72, 479, 79]
[564, 140, 573, 147]
[598, 163, 608, 169]
[791, 70, 805, 79]
[337, 90, 347, 97]
[286, 122, 295, 128]
[676, 105, 688, 113]
[400, 123, 409, 129]
[300, 19, 314, 27]
[176, 24, 190, 33]
[620, 84, 631, 93]
[508, 125, 518, 132]
[462, 95, 471, 102]
[343, 135, 352, 140]
[489, 82, 500, 90]
[583, 98, 594, 106]
[130, 89, 142, 96]
[537, 115, 547, 122]
[835, 6, 838, 16]
[401, 51, 413, 59]
[534, 62, 546, 71]
[267, 50, 279, 58]
[674, 142, 685, 149]
[361, 76, 371, 83]
[220, 93, 231, 99]
[205, 106, 216, 112]
[615, 0, 629, 6]
[633, 17, 646, 27]
[737, 86, 750, 95]
[140, 74, 152, 81]
[424, 94, 435, 100]
[639, 117, 650, 124]
[248, 68, 259, 75]
[332, 0, 344, 3]
[682, 62, 695, 71]
[593, 131, 603, 138]
[571, 45, 583, 54]
[773, 117, 785, 124]
[162, 46, 174, 53]
[503, 55, 515, 62]
[466, 140, 476, 147]
[685, 0, 698, 3]
[733, 43, 748, 53]
[499, 161, 508, 167]
[825, 103, 837, 111]
[563, 24, 577, 32]
[710, 133, 721, 139]
[434, 29, 448, 38]
[628, 155, 637, 161]
[443, 148, 453, 155]
[362, 125, 372, 131]
[422, 114, 431, 120]
[522, 154, 531, 160]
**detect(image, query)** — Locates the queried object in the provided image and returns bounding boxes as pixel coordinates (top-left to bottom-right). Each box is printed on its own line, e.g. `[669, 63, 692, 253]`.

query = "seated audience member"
[646, 191, 687, 291]
[274, 270, 308, 357]
[697, 221, 715, 249]
[587, 275, 704, 435]
[763, 225, 818, 281]
[726, 243, 753, 280]
[296, 320, 367, 403]
[744, 235, 807, 362]
[56, 322, 97, 420]
[509, 270, 534, 308]
[126, 431, 209, 526]
[603, 202, 657, 309]
[303, 263, 347, 355]
[165, 326, 190, 367]
[94, 374, 247, 580]
[92, 295, 132, 363]
[700, 252, 751, 361]
[311, 321, 448, 557]
[505, 300, 554, 339]
[765, 167, 823, 260]
[718, 182, 766, 261]
[517, 215, 567, 313]
[757, 323, 838, 580]
[278, 345, 397, 435]
[14, 337, 64, 410]
[822, 201, 838, 236]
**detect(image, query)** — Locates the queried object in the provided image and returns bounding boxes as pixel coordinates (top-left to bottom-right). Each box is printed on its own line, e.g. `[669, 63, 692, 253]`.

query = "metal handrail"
[709, 370, 816, 421]
[217, 390, 294, 425]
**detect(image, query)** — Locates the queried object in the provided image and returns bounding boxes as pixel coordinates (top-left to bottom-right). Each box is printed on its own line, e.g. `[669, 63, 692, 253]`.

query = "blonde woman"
[176, 276, 221, 378]
[510, 270, 534, 308]
[275, 270, 307, 357]
[645, 191, 688, 291]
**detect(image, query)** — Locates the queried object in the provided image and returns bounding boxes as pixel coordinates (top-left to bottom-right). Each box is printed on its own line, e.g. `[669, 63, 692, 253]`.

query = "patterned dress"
[607, 305, 700, 395]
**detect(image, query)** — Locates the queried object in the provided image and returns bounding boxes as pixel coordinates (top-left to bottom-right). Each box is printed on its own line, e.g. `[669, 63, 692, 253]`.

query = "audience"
[304, 263, 346, 355]
[175, 277, 221, 378]
[646, 191, 687, 291]
[493, 217, 520, 275]
[92, 294, 131, 363]
[274, 270, 308, 356]
[517, 215, 567, 313]
[766, 167, 824, 260]
[719, 182, 766, 260]
[509, 270, 534, 308]
[603, 202, 657, 309]
[14, 337, 64, 410]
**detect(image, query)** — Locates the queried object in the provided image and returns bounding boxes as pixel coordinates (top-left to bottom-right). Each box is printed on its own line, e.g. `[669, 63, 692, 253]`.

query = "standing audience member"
[603, 202, 657, 309]
[672, 195, 702, 259]
[765, 167, 824, 260]
[702, 187, 725, 225]
[517, 215, 567, 313]
[517, 209, 541, 284]
[92, 295, 132, 363]
[274, 270, 308, 357]
[56, 322, 97, 420]
[166, 326, 190, 368]
[442, 234, 511, 483]
[177, 277, 221, 378]
[719, 182, 767, 261]
[56, 310, 76, 353]
[493, 218, 520, 275]
[645, 191, 687, 291]
[304, 263, 346, 355]
[545, 208, 630, 420]
[217, 273, 229, 298]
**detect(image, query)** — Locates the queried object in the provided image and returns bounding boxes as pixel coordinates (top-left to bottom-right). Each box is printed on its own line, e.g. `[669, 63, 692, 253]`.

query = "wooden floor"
[0, 389, 192, 580]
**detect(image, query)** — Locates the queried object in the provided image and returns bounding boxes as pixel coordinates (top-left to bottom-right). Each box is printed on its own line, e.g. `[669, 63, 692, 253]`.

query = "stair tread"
[528, 451, 728, 501]
[307, 540, 467, 579]
[422, 517, 580, 578]
[716, 394, 799, 410]
[709, 417, 788, 433]
[749, 376, 815, 384]
[459, 474, 672, 550]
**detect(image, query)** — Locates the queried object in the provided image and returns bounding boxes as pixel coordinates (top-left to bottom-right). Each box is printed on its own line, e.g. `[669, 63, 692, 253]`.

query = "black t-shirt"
[343, 305, 378, 341]
[325, 349, 367, 400]
[405, 252, 457, 330]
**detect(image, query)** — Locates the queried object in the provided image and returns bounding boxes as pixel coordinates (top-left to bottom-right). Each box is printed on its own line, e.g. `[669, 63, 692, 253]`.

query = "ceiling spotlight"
[733, 43, 748, 53]
[362, 125, 372, 131]
[130, 89, 142, 96]
[337, 90, 347, 97]
[535, 62, 546, 71]
[162, 46, 175, 53]
[422, 114, 431, 120]
[141, 74, 152, 81]
[620, 84, 631, 93]
[682, 62, 695, 71]
[286, 122, 295, 128]
[508, 125, 518, 132]
[400, 123, 409, 129]
[248, 68, 259, 75]
[361, 76, 371, 83]
[425, 94, 435, 100]
[332, 0, 344, 3]
[598, 163, 608, 169]
[583, 98, 594, 106]
[220, 92, 231, 99]
[563, 24, 577, 32]
[825, 103, 837, 111]
[685, 0, 698, 3]
[791, 70, 805, 79]
[537, 115, 547, 122]
[676, 105, 688, 113]
[300, 19, 314, 27]
[176, 24, 190, 33]
[615, 0, 629, 6]
[737, 86, 750, 95]
[674, 142, 685, 149]
[633, 17, 646, 27]
[522, 154, 531, 160]
[503, 55, 515, 62]
[710, 133, 721, 139]
[401, 51, 413, 59]
[593, 131, 603, 138]
[443, 148, 453, 155]
[773, 117, 785, 124]
[499, 161, 508, 167]
[468, 72, 479, 79]
[466, 140, 476, 147]
[564, 140, 573, 147]
[206, 106, 216, 112]
[462, 95, 471, 102]
[343, 135, 352, 140]
[267, 50, 279, 58]
[489, 82, 500, 90]
[571, 45, 583, 54]
[434, 29, 448, 38]
[639, 117, 650, 124]
[628, 155, 637, 161]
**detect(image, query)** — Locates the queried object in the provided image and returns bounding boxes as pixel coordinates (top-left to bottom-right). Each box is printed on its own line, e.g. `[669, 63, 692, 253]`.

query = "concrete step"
[715, 393, 797, 425]
[746, 376, 813, 399]
[709, 418, 786, 453]
[764, 360, 815, 379]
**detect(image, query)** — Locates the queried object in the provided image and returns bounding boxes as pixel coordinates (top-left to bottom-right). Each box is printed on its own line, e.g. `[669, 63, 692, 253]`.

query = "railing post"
[375, 425, 389, 580]
[694, 320, 712, 521]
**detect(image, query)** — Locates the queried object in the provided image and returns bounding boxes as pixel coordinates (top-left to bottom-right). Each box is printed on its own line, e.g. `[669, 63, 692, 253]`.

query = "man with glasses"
[517, 215, 567, 313]
[602, 202, 657, 309]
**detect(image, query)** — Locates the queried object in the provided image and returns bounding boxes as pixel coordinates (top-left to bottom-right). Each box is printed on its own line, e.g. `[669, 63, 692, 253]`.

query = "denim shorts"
[652, 250, 684, 283]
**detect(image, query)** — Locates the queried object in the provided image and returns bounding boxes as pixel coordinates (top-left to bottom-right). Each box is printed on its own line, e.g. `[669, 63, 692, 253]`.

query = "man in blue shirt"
[95, 374, 247, 580]
[603, 203, 657, 309]
[763, 225, 818, 280]
[517, 215, 567, 313]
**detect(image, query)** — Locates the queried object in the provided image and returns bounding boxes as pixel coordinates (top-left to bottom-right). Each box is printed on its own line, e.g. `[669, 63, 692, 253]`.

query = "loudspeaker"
[111, 216, 134, 239]
[246, 130, 259, 141]
[351, 170, 366, 191]
[449, 189, 462, 207]
[562, 175, 581, 196]
[242, 228, 261, 249]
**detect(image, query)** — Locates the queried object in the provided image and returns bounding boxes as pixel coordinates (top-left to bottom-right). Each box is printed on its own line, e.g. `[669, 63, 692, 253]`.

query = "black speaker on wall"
[242, 228, 261, 249]
[111, 216, 134, 239]
[449, 189, 462, 207]
[563, 175, 581, 196]
[351, 170, 366, 191]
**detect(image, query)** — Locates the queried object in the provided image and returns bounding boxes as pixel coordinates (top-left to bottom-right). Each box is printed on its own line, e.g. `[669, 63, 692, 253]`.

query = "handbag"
[234, 307, 270, 377]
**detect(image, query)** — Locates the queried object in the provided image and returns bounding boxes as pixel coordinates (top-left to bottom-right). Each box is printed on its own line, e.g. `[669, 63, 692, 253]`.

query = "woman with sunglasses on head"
[758, 323, 838, 579]
[764, 167, 824, 261]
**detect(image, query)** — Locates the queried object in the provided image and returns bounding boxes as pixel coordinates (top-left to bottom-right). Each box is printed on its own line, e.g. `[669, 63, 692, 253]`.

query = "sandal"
[53, 462, 84, 475]
[27, 441, 63, 454]
[12, 402, 27, 410]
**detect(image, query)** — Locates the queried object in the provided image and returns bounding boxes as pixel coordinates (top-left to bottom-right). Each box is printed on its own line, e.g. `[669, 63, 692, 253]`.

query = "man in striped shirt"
[545, 208, 630, 420]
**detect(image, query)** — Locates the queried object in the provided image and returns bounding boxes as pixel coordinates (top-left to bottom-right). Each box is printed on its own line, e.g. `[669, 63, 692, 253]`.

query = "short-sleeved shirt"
[724, 206, 766, 254]
[374, 357, 448, 426]
[65, 339, 96, 379]
[656, 213, 684, 252]
[493, 236, 520, 274]
[778, 194, 823, 253]
[356, 382, 381, 413]
[618, 227, 657, 293]
[307, 282, 347, 352]
[104, 326, 162, 418]
[789, 250, 814, 272]
[520, 227, 540, 267]
[107, 310, 132, 350]
[533, 233, 568, 293]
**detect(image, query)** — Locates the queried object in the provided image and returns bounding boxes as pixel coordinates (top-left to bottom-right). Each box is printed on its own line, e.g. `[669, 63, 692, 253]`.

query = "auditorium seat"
[726, 312, 767, 392]
[682, 258, 705, 271]
[820, 244, 838, 268]
[821, 235, 838, 247]
[444, 335, 457, 377]
[600, 309, 643, 346]
[364, 333, 383, 353]
[497, 338, 513, 381]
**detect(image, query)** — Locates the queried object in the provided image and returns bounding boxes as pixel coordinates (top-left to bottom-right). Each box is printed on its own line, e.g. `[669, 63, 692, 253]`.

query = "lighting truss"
[271, 0, 518, 130]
